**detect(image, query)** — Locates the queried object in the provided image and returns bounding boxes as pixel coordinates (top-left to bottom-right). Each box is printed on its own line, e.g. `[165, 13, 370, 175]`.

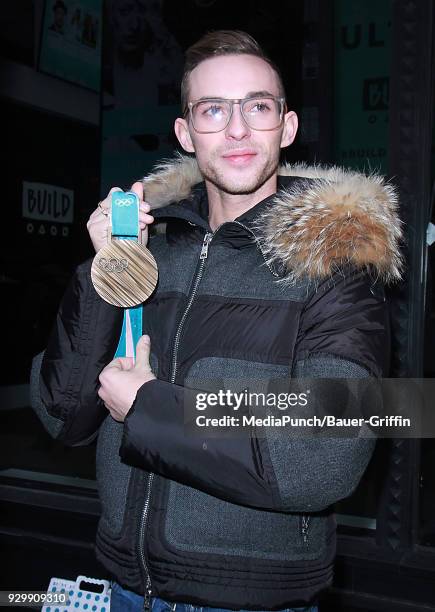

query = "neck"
[206, 174, 278, 231]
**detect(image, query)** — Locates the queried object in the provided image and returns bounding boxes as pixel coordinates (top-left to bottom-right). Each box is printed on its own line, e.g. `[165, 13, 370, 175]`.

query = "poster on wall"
[334, 0, 392, 173]
[100, 0, 183, 194]
[38, 0, 103, 91]
[100, 0, 305, 194]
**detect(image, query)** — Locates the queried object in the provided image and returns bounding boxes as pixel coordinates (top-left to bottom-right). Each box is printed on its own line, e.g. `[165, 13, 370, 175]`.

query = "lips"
[222, 150, 257, 164]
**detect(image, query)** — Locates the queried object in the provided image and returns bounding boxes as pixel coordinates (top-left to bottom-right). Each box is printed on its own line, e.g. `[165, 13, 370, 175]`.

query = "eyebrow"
[194, 90, 278, 101]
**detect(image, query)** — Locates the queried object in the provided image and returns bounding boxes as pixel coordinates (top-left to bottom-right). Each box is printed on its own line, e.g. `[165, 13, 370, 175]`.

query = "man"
[105, 0, 182, 102]
[109, 0, 152, 68]
[49, 0, 67, 35]
[32, 30, 402, 612]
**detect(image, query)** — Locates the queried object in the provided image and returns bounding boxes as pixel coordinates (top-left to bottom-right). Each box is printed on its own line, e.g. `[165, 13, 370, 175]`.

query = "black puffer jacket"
[31, 157, 402, 610]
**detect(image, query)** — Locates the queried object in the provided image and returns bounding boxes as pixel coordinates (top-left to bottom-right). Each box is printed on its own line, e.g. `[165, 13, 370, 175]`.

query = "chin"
[204, 160, 277, 196]
[214, 179, 264, 195]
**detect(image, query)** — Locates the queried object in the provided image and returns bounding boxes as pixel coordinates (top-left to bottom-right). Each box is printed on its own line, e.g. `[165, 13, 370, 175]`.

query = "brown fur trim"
[142, 155, 403, 282]
[253, 163, 403, 283]
[142, 153, 201, 208]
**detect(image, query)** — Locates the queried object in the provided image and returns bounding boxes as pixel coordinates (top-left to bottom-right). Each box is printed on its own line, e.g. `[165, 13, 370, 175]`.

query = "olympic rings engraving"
[98, 257, 129, 273]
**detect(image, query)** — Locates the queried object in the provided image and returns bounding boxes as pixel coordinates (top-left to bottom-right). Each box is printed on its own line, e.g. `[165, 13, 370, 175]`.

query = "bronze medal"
[91, 240, 158, 307]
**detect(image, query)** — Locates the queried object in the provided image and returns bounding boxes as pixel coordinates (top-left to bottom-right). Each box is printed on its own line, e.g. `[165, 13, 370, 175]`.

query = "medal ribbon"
[111, 191, 143, 362]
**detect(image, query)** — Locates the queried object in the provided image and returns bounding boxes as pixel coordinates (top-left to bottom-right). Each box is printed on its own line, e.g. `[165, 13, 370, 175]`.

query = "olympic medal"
[91, 240, 158, 307]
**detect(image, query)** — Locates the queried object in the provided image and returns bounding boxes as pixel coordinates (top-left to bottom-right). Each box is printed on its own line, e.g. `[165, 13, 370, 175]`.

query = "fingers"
[88, 188, 120, 228]
[108, 186, 123, 196]
[88, 184, 153, 252]
[138, 209, 154, 230]
[101, 187, 122, 212]
[101, 183, 152, 219]
[88, 208, 109, 224]
[131, 181, 144, 200]
[131, 181, 153, 227]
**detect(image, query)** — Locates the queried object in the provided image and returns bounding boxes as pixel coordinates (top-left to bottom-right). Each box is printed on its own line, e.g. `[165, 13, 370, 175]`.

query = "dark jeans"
[110, 581, 318, 612]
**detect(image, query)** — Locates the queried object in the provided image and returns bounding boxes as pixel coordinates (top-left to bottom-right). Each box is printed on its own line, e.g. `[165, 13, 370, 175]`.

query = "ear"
[280, 111, 298, 149]
[174, 118, 195, 153]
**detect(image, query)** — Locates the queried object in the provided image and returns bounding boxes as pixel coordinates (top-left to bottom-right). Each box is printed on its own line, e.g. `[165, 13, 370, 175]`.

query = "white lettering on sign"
[22, 182, 74, 223]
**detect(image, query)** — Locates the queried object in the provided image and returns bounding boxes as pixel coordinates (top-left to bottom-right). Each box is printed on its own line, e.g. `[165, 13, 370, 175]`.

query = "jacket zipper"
[170, 231, 213, 383]
[301, 514, 310, 544]
[170, 222, 276, 380]
[138, 231, 213, 610]
[139, 472, 154, 610]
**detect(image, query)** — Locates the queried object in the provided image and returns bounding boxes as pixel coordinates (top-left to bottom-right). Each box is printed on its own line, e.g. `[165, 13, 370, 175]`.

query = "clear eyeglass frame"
[186, 96, 286, 134]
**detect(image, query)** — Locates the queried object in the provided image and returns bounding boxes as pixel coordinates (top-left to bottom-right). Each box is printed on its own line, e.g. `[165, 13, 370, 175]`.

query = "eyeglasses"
[186, 96, 286, 133]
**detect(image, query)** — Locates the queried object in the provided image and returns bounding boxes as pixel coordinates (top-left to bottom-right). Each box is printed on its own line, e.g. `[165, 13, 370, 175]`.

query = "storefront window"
[0, 101, 99, 487]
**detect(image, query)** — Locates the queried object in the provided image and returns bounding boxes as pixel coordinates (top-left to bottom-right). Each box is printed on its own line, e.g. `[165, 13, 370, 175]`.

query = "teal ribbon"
[111, 191, 143, 361]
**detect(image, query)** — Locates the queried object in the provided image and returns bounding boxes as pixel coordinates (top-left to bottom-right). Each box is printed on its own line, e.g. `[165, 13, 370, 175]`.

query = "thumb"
[104, 356, 134, 371]
[134, 334, 152, 371]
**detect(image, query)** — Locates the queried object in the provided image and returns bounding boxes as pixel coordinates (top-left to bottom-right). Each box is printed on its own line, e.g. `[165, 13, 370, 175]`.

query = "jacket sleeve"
[119, 270, 386, 511]
[30, 259, 123, 446]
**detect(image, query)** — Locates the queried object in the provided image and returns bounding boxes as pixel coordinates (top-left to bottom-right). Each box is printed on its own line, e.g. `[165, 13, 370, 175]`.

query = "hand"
[98, 335, 156, 422]
[86, 181, 154, 253]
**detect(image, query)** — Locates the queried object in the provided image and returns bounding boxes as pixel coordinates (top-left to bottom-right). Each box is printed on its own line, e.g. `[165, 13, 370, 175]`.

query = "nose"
[225, 102, 251, 140]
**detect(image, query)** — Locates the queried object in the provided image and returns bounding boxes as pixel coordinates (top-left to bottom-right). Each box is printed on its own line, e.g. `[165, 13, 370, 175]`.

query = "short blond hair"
[181, 30, 285, 114]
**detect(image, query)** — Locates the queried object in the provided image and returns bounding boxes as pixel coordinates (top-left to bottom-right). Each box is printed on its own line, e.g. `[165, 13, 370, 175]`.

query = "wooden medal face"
[91, 240, 158, 307]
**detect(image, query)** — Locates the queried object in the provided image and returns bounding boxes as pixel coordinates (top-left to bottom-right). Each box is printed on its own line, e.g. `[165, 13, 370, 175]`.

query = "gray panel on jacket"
[198, 245, 310, 301]
[164, 480, 326, 560]
[96, 415, 132, 535]
[186, 356, 290, 381]
[266, 356, 376, 512]
[149, 235, 198, 295]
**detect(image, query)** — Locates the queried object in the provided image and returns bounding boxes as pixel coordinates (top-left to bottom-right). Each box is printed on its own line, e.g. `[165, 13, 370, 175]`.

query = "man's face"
[111, 0, 151, 54]
[175, 54, 297, 196]
[54, 7, 65, 29]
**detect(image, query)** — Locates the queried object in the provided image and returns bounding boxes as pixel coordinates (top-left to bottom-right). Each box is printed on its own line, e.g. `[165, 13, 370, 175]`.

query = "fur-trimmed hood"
[142, 154, 403, 283]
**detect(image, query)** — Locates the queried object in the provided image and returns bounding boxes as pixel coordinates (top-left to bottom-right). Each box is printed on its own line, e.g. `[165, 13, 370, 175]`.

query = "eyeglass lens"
[191, 98, 283, 132]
